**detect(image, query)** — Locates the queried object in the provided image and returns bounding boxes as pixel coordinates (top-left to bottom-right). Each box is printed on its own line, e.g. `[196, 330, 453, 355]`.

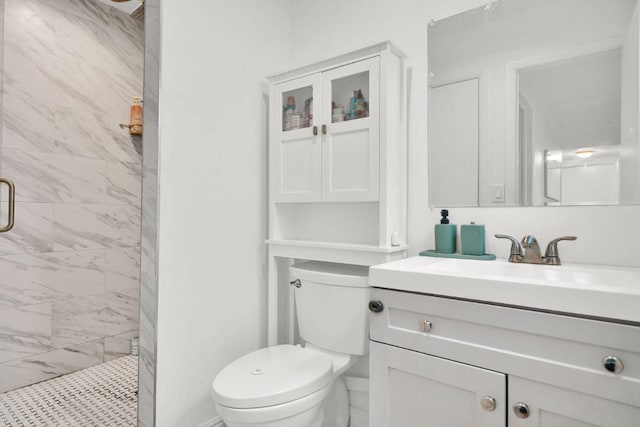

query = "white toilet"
[211, 261, 370, 427]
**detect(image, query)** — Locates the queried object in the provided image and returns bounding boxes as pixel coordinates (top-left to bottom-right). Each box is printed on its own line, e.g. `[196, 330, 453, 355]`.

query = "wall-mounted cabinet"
[267, 42, 407, 261]
[272, 57, 379, 202]
[266, 42, 408, 344]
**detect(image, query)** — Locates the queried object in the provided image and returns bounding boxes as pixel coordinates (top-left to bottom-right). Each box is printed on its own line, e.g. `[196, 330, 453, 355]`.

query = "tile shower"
[0, 0, 143, 393]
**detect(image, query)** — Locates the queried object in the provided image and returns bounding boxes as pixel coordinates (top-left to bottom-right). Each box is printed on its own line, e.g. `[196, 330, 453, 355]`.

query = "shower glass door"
[0, 0, 12, 236]
[0, 0, 144, 398]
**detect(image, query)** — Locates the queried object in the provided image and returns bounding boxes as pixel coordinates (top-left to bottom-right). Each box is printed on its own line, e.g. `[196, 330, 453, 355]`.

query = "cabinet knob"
[419, 320, 432, 333]
[368, 300, 384, 313]
[480, 396, 496, 412]
[513, 402, 530, 419]
[313, 125, 318, 136]
[322, 124, 327, 135]
[602, 355, 624, 374]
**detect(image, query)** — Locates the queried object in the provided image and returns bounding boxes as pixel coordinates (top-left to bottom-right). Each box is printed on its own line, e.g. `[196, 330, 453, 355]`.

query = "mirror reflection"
[428, 0, 639, 207]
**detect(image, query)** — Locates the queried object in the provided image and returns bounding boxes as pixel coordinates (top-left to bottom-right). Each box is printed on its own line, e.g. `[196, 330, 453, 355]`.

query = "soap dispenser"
[435, 209, 456, 254]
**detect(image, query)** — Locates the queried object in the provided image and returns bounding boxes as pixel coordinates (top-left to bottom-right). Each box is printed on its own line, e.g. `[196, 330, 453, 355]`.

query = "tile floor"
[0, 355, 137, 426]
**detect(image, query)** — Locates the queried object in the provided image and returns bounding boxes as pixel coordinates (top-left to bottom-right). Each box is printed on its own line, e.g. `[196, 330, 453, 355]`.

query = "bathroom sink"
[421, 258, 638, 291]
[369, 256, 640, 323]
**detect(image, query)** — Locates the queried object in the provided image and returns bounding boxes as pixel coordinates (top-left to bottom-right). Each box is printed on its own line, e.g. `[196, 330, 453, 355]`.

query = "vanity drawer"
[369, 287, 640, 407]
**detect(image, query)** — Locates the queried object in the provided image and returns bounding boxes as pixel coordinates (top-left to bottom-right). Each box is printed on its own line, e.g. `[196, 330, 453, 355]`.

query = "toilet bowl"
[212, 345, 352, 427]
[212, 261, 370, 427]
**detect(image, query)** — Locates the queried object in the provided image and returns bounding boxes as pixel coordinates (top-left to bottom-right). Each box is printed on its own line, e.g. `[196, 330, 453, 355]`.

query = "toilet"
[211, 261, 370, 427]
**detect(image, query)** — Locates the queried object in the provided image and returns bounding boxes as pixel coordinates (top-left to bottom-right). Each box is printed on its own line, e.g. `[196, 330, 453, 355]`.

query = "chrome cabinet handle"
[602, 355, 624, 373]
[368, 300, 384, 313]
[513, 402, 530, 419]
[419, 320, 432, 333]
[480, 396, 496, 412]
[0, 178, 15, 233]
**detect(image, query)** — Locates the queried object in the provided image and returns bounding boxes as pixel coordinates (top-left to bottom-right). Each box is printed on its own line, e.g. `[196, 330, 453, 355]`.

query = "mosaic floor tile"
[0, 355, 137, 426]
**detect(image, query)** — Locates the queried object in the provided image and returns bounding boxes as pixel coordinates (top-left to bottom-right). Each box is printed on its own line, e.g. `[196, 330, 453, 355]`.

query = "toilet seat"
[212, 345, 333, 409]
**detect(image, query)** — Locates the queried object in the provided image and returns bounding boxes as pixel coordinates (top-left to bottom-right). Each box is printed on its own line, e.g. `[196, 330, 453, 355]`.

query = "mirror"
[428, 0, 640, 207]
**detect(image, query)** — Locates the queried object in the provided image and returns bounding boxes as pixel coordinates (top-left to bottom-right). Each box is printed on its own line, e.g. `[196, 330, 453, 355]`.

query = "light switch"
[491, 185, 505, 202]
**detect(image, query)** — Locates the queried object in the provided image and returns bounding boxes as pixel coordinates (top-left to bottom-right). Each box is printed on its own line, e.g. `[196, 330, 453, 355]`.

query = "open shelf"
[267, 238, 408, 266]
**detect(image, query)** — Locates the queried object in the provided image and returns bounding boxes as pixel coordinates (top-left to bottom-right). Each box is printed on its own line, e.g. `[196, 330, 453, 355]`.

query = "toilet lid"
[212, 345, 333, 409]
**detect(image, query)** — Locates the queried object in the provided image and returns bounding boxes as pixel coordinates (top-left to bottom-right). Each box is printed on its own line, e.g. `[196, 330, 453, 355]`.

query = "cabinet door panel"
[326, 126, 371, 192]
[322, 57, 380, 201]
[271, 74, 322, 202]
[370, 341, 506, 427]
[280, 136, 318, 195]
[508, 376, 640, 427]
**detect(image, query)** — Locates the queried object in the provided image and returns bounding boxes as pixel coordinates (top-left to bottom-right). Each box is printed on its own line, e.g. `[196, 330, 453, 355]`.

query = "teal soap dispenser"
[435, 209, 456, 254]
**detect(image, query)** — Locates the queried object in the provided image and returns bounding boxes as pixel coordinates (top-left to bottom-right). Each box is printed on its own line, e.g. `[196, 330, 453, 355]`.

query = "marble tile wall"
[0, 0, 144, 393]
[139, 0, 159, 425]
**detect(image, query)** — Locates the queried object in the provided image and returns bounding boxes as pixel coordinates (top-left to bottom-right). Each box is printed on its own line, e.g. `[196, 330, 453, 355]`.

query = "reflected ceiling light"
[575, 149, 595, 159]
[546, 151, 561, 162]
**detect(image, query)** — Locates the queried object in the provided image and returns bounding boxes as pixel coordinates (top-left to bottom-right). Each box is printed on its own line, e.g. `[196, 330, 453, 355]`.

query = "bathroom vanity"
[368, 257, 640, 426]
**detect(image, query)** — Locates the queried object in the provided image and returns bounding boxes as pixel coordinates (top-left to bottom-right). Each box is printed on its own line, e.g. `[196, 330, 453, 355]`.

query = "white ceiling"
[95, 0, 141, 15]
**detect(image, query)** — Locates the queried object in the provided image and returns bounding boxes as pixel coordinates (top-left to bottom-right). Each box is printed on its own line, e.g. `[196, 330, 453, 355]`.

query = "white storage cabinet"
[266, 43, 408, 345]
[369, 288, 640, 427]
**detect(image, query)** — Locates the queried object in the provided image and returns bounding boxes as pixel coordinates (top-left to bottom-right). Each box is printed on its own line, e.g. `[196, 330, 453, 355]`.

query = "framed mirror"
[428, 0, 639, 207]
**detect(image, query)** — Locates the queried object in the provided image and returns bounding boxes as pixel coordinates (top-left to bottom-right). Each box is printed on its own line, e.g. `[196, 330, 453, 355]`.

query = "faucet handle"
[544, 236, 577, 265]
[495, 234, 523, 262]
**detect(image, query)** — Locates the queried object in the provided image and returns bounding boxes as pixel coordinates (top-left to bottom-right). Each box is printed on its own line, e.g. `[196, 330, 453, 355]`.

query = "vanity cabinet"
[369, 288, 640, 427]
[370, 341, 506, 427]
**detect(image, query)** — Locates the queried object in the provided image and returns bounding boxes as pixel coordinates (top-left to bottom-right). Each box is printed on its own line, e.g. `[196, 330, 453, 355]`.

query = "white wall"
[155, 1, 291, 425]
[153, 1, 640, 424]
[290, 0, 640, 268]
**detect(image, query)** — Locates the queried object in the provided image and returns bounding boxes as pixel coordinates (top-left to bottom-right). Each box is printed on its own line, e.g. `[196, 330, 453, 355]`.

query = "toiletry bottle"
[283, 96, 296, 131]
[355, 89, 366, 118]
[461, 221, 485, 256]
[303, 97, 313, 128]
[435, 209, 456, 254]
[130, 96, 143, 136]
[349, 90, 357, 120]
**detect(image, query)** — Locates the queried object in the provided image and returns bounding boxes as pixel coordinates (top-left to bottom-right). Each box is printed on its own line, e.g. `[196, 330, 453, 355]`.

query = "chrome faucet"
[495, 234, 577, 265]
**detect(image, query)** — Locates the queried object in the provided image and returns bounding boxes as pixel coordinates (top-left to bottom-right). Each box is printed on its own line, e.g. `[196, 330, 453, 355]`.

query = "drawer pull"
[513, 402, 530, 418]
[602, 356, 624, 373]
[480, 396, 496, 412]
[419, 320, 432, 333]
[369, 300, 384, 313]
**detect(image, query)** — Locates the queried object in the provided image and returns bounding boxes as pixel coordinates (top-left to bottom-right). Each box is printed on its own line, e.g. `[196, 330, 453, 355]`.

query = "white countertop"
[369, 256, 640, 324]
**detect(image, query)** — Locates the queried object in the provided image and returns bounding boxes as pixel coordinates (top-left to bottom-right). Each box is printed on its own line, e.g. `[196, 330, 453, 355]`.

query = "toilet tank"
[290, 261, 370, 356]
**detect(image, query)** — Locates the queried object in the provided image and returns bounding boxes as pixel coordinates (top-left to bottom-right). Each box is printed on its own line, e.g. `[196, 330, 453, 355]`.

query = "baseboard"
[195, 416, 224, 427]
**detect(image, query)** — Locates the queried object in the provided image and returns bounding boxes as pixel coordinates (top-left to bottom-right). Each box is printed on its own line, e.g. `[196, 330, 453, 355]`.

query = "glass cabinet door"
[272, 74, 323, 202]
[321, 57, 380, 202]
[281, 83, 315, 133]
